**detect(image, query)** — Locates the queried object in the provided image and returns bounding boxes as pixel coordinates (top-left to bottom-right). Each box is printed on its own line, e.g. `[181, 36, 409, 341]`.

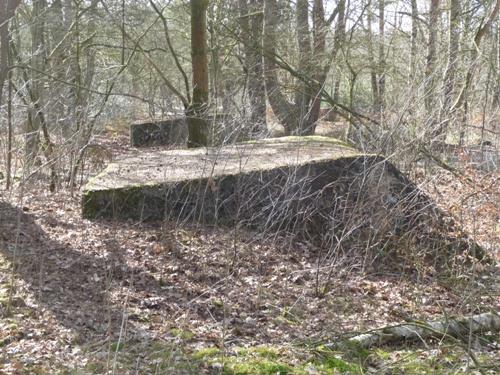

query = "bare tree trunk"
[263, 0, 330, 136]
[10, 1, 57, 191]
[263, 0, 298, 135]
[295, 0, 312, 133]
[425, 0, 440, 117]
[6, 54, 12, 189]
[367, 0, 379, 113]
[305, 0, 327, 135]
[378, 0, 385, 119]
[25, 0, 48, 163]
[330, 0, 346, 123]
[0, 1, 19, 190]
[187, 0, 209, 147]
[346, 70, 357, 140]
[409, 0, 418, 81]
[0, 0, 20, 104]
[239, 0, 267, 136]
[494, 24, 500, 109]
[437, 0, 461, 142]
[68, 0, 100, 189]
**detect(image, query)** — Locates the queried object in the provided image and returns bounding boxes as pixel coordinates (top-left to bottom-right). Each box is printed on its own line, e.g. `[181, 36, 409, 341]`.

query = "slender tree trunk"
[378, 0, 385, 118]
[26, 0, 48, 163]
[331, 79, 341, 121]
[0, 0, 20, 104]
[0, 1, 21, 189]
[305, 0, 327, 135]
[295, 0, 312, 133]
[10, 1, 58, 191]
[437, 0, 461, 141]
[409, 0, 418, 81]
[367, 0, 379, 113]
[6, 54, 13, 189]
[425, 0, 440, 117]
[263, 0, 298, 135]
[346, 69, 357, 141]
[493, 24, 500, 109]
[239, 0, 267, 136]
[330, 0, 346, 123]
[248, 0, 267, 135]
[332, 0, 347, 59]
[68, 0, 100, 189]
[188, 0, 210, 147]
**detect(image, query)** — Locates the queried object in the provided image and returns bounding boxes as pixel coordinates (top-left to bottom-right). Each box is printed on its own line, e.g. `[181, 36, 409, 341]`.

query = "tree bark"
[367, 0, 379, 113]
[494, 23, 500, 109]
[305, 0, 327, 134]
[377, 0, 385, 118]
[0, 0, 20, 106]
[0, 1, 19, 190]
[263, 0, 298, 135]
[263, 0, 329, 135]
[239, 0, 267, 136]
[409, 0, 418, 81]
[437, 0, 461, 141]
[6, 52, 12, 189]
[188, 0, 210, 148]
[330, 0, 346, 123]
[425, 0, 440, 117]
[295, 0, 313, 133]
[26, 0, 48, 163]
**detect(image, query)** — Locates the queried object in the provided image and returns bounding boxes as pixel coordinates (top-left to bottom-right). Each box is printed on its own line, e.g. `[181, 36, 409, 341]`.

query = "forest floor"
[0, 132, 499, 374]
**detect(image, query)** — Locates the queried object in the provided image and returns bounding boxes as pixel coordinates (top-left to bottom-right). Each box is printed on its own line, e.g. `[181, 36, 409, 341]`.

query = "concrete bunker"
[82, 136, 475, 257]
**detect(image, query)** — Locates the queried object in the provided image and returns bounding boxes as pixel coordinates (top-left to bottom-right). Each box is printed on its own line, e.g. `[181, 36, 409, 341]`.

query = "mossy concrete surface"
[87, 136, 361, 189]
[82, 136, 426, 247]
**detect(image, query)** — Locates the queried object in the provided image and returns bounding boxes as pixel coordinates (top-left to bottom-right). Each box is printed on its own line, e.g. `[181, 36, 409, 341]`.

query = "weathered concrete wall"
[83, 136, 456, 254]
[129, 114, 243, 147]
[130, 118, 187, 147]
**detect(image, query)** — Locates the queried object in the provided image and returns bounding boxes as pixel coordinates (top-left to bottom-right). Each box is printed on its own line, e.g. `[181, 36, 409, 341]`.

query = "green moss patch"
[193, 345, 361, 374]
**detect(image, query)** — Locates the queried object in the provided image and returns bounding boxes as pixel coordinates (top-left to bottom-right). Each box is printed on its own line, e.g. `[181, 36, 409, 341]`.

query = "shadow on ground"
[0, 200, 163, 342]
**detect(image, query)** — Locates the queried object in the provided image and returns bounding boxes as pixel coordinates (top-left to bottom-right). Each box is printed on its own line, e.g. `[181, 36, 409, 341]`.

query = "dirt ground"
[0, 131, 498, 374]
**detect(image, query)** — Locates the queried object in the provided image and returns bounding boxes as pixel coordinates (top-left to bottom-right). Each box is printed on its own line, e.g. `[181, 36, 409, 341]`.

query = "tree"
[452, 0, 499, 130]
[330, 0, 346, 123]
[425, 0, 440, 132]
[0, 0, 20, 107]
[0, 0, 19, 190]
[437, 0, 461, 141]
[377, 0, 385, 118]
[263, 0, 330, 135]
[409, 0, 418, 81]
[187, 0, 210, 147]
[366, 0, 387, 118]
[239, 0, 267, 135]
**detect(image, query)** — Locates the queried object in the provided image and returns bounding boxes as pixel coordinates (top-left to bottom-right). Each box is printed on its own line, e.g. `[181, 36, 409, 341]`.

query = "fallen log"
[327, 312, 500, 349]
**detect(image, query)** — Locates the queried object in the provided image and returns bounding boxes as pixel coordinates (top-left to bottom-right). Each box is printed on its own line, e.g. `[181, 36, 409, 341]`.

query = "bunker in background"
[130, 118, 187, 147]
[129, 114, 239, 147]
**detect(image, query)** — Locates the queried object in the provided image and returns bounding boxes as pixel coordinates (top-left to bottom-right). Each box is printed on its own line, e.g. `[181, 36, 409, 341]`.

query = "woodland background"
[0, 0, 498, 374]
